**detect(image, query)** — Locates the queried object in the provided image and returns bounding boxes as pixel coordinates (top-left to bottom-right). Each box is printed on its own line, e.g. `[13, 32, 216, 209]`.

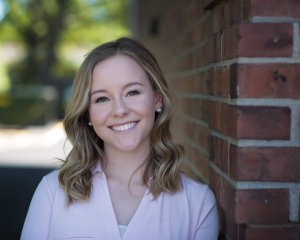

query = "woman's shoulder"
[40, 169, 60, 195]
[179, 175, 220, 238]
[181, 173, 209, 192]
[44, 169, 60, 182]
[180, 173, 216, 205]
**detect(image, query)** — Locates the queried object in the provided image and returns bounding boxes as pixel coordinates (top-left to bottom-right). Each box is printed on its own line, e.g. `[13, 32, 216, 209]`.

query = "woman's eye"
[127, 90, 140, 97]
[95, 96, 109, 103]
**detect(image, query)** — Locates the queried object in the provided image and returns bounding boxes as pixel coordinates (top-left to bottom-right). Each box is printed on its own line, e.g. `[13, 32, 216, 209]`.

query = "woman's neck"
[103, 146, 150, 184]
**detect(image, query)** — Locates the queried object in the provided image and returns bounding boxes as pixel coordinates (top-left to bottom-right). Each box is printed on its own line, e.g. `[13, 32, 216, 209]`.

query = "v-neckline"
[101, 172, 149, 239]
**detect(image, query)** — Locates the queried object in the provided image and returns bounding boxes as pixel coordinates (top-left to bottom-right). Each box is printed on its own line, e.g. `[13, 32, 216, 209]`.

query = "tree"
[1, 0, 129, 85]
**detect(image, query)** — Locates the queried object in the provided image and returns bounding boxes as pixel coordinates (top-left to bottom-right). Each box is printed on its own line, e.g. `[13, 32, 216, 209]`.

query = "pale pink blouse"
[21, 163, 219, 240]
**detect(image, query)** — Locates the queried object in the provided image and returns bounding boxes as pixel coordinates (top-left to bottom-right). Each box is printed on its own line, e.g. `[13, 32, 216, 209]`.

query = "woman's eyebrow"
[90, 82, 144, 96]
[90, 89, 107, 96]
[123, 82, 144, 89]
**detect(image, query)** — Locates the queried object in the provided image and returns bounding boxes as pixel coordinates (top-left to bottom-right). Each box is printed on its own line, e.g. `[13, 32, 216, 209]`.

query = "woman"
[21, 37, 219, 239]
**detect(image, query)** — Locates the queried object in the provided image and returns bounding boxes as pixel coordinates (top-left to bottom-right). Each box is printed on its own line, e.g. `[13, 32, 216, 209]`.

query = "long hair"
[59, 37, 183, 203]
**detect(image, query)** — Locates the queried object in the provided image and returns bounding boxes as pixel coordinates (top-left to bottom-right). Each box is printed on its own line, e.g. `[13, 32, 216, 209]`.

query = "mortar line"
[175, 91, 300, 107]
[175, 126, 209, 156]
[210, 130, 300, 147]
[289, 189, 299, 222]
[210, 162, 300, 190]
[170, 57, 300, 79]
[293, 23, 300, 57]
[250, 16, 300, 23]
[183, 157, 209, 183]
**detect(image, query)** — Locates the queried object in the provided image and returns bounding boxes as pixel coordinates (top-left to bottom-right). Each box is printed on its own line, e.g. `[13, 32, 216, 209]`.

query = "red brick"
[194, 1, 205, 21]
[178, 97, 209, 123]
[172, 117, 185, 138]
[196, 17, 210, 42]
[230, 147, 300, 182]
[211, 66, 230, 98]
[210, 136, 229, 173]
[219, 0, 244, 29]
[190, 99, 209, 122]
[203, 0, 219, 9]
[176, 97, 189, 114]
[209, 101, 222, 131]
[211, 0, 243, 33]
[199, 70, 212, 95]
[182, 0, 201, 28]
[209, 167, 222, 203]
[181, 162, 208, 184]
[236, 106, 291, 140]
[215, 32, 222, 62]
[181, 160, 191, 178]
[247, 0, 300, 18]
[172, 72, 210, 95]
[230, 64, 300, 99]
[209, 101, 237, 136]
[195, 125, 210, 152]
[245, 225, 300, 240]
[193, 153, 210, 180]
[227, 0, 244, 24]
[211, 172, 290, 225]
[185, 121, 210, 152]
[198, 35, 216, 67]
[222, 24, 239, 59]
[235, 189, 289, 224]
[184, 144, 210, 180]
[212, 2, 226, 33]
[209, 168, 224, 235]
[221, 179, 236, 219]
[239, 23, 293, 57]
[222, 22, 292, 60]
[209, 103, 291, 140]
[223, 213, 246, 240]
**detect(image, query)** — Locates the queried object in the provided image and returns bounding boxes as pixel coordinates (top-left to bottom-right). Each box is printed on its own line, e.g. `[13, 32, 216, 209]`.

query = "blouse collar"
[91, 161, 104, 175]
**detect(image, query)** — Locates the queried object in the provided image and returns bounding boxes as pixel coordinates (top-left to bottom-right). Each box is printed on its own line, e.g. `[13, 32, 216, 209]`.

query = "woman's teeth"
[111, 122, 137, 132]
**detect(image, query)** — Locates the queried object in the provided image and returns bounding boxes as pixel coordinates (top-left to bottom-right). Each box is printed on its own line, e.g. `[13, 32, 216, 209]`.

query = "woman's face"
[89, 54, 162, 155]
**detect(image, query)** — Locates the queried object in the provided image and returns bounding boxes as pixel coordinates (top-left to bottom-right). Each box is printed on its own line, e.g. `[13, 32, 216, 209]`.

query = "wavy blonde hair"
[59, 37, 183, 203]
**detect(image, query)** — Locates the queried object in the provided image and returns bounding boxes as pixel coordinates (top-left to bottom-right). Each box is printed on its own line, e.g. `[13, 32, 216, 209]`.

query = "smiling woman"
[89, 54, 161, 157]
[21, 37, 219, 240]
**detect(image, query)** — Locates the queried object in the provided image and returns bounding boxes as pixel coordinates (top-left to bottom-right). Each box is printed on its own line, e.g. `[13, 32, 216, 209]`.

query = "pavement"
[0, 121, 71, 239]
[0, 121, 71, 167]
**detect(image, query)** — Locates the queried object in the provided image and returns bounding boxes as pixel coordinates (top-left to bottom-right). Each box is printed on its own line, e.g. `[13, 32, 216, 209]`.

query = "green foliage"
[0, 63, 10, 92]
[0, 0, 130, 83]
[61, 0, 130, 47]
[1, 0, 130, 46]
[0, 0, 130, 124]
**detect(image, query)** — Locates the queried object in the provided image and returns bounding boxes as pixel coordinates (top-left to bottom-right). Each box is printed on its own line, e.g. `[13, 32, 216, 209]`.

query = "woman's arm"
[194, 188, 220, 240]
[21, 176, 54, 240]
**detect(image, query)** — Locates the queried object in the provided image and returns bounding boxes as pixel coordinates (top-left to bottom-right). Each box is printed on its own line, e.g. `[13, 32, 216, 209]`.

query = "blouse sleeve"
[20, 176, 54, 240]
[194, 187, 220, 240]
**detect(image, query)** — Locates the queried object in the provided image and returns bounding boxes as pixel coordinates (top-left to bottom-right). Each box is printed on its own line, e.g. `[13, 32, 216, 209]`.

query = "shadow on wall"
[0, 166, 54, 240]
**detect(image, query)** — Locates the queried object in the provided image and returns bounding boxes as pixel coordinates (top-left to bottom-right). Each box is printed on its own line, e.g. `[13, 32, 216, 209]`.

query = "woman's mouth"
[110, 121, 138, 132]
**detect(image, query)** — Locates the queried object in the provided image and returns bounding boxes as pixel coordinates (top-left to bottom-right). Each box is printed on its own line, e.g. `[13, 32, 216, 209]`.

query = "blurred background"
[0, 0, 129, 125]
[0, 0, 130, 238]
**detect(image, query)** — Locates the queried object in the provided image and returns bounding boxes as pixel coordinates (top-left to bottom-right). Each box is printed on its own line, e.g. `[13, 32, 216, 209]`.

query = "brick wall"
[134, 0, 300, 239]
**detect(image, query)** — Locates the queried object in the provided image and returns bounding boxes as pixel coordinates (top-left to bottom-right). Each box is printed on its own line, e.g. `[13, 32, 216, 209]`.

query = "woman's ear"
[154, 91, 163, 109]
[87, 113, 92, 126]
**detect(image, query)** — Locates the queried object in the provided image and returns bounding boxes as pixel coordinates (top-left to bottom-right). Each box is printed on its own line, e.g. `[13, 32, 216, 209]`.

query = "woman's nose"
[112, 97, 128, 117]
